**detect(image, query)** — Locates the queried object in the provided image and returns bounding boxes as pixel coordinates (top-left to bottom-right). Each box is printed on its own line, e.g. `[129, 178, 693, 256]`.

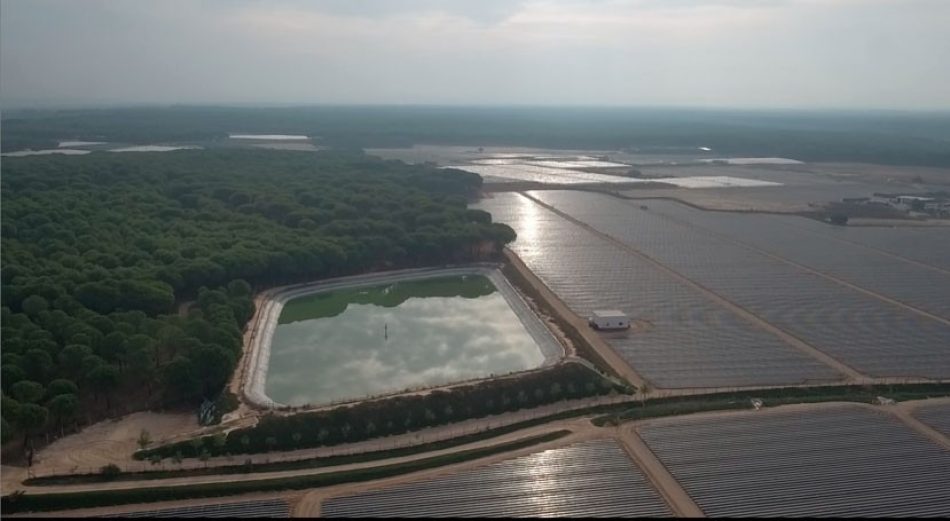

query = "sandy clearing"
[21, 412, 197, 478]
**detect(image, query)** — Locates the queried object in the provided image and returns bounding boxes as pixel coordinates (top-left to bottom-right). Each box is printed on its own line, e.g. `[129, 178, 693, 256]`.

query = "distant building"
[863, 192, 949, 216]
[892, 195, 935, 211]
[588, 310, 631, 330]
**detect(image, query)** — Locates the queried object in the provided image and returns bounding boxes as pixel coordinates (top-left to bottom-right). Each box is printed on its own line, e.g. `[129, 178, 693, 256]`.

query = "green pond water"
[266, 275, 546, 406]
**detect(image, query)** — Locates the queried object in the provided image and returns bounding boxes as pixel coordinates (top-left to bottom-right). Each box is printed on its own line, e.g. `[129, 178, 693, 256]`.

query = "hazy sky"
[2, 0, 949, 109]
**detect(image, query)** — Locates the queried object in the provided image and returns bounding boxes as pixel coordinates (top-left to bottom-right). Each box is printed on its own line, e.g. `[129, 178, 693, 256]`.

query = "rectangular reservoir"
[261, 268, 560, 407]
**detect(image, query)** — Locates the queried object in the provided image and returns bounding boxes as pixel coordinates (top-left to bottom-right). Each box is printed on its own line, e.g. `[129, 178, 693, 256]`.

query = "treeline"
[137, 362, 628, 460]
[4, 106, 950, 167]
[0, 149, 516, 450]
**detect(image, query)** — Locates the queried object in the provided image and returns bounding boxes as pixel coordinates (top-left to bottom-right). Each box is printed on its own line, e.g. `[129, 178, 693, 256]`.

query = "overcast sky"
[2, 0, 949, 110]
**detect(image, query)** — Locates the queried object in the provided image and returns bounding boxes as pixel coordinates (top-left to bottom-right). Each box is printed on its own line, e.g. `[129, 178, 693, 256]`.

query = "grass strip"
[2, 430, 570, 514]
[592, 382, 950, 426]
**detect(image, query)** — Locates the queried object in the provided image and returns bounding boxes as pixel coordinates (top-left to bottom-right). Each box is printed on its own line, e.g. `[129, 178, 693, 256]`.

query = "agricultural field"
[445, 156, 783, 188]
[99, 498, 290, 518]
[474, 193, 841, 389]
[636, 404, 950, 517]
[321, 439, 671, 518]
[913, 402, 950, 437]
[524, 190, 950, 380]
[611, 197, 950, 318]
[823, 226, 950, 272]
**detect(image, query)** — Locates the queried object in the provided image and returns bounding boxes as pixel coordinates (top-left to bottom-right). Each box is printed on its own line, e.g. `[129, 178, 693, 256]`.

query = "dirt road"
[504, 248, 650, 390]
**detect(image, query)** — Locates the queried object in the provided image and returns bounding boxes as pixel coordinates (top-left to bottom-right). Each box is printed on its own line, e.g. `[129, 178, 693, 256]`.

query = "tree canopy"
[1, 149, 514, 448]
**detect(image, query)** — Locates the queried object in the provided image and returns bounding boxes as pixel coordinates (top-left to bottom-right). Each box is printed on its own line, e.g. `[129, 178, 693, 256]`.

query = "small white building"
[892, 195, 935, 211]
[588, 310, 631, 330]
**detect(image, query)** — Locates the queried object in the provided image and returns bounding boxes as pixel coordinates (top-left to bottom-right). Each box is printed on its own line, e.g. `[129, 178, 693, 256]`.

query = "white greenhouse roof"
[592, 309, 628, 318]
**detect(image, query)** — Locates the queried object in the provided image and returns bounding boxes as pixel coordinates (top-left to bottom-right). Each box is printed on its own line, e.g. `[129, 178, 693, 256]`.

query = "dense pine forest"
[0, 149, 515, 451]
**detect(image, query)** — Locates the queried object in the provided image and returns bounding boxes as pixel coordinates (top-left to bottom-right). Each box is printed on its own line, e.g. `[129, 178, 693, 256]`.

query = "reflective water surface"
[265, 275, 545, 406]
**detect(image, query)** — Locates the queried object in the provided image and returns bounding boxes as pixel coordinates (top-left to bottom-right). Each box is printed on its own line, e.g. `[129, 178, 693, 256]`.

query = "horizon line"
[4, 101, 950, 115]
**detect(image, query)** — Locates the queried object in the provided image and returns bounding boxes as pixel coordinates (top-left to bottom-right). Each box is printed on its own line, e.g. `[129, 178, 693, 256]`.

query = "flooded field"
[264, 273, 552, 406]
[109, 145, 202, 152]
[1, 149, 91, 156]
[57, 141, 106, 147]
[229, 134, 309, 140]
[445, 158, 782, 188]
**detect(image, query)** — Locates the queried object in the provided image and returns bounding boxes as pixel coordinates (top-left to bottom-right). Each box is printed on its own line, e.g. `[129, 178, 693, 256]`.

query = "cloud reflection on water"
[265, 281, 544, 406]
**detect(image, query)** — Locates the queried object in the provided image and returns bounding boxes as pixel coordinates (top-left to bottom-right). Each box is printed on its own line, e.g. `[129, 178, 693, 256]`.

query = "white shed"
[588, 310, 630, 330]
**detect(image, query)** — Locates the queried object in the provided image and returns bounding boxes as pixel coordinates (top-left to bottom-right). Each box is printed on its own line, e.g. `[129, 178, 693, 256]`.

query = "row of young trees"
[1, 149, 516, 451]
[137, 362, 627, 460]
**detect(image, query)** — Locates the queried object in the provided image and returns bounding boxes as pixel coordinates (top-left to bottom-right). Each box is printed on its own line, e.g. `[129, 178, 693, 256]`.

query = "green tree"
[126, 342, 157, 398]
[21, 295, 49, 317]
[47, 393, 79, 437]
[212, 432, 227, 453]
[58, 345, 93, 376]
[533, 388, 545, 402]
[86, 364, 120, 411]
[22, 349, 53, 382]
[15, 403, 48, 446]
[199, 449, 211, 467]
[162, 356, 201, 404]
[100, 463, 121, 480]
[226, 279, 252, 298]
[74, 282, 120, 314]
[46, 379, 79, 399]
[1, 416, 13, 445]
[137, 429, 152, 450]
[1, 395, 21, 424]
[189, 437, 204, 457]
[11, 381, 44, 404]
[1, 365, 26, 394]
